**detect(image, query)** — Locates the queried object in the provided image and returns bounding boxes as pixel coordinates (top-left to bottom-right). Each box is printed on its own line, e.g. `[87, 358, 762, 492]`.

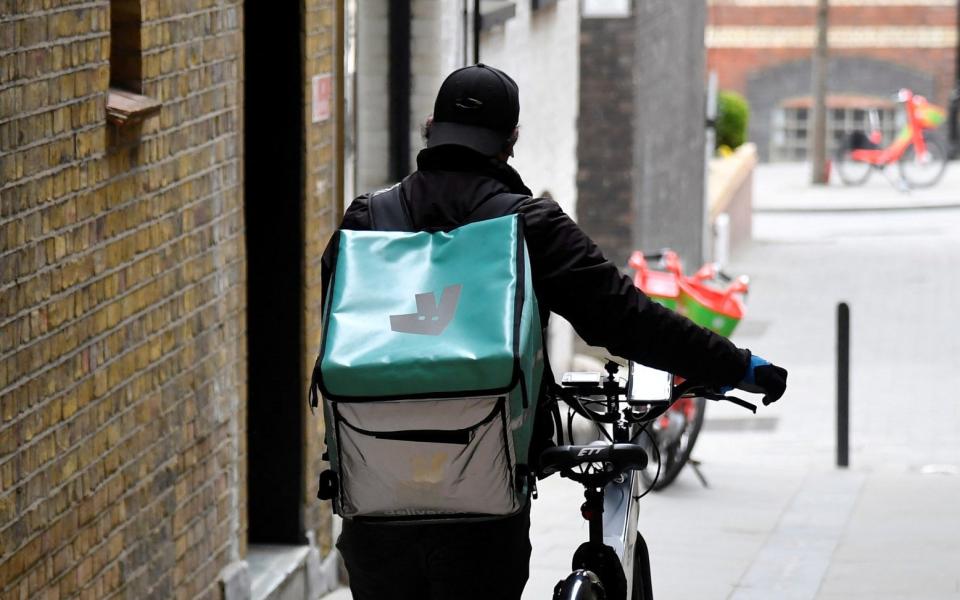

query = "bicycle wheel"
[834, 146, 873, 186]
[632, 532, 654, 600]
[639, 397, 706, 490]
[898, 133, 948, 188]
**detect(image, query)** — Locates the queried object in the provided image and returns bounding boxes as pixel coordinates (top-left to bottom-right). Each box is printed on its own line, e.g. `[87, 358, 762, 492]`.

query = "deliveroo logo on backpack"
[390, 284, 462, 336]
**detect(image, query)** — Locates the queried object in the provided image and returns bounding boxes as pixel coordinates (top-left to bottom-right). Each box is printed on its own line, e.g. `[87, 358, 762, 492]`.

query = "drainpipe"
[389, 0, 411, 180]
[473, 0, 481, 64]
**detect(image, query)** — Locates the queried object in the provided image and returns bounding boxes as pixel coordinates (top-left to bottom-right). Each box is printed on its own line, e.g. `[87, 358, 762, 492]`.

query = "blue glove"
[737, 354, 788, 405]
[721, 354, 787, 406]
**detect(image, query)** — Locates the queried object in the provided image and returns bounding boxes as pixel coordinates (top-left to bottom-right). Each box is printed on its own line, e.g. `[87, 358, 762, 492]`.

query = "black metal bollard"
[837, 302, 850, 468]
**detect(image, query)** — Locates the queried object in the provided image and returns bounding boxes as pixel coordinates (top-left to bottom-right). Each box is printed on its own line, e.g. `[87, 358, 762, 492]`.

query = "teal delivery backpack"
[312, 190, 543, 522]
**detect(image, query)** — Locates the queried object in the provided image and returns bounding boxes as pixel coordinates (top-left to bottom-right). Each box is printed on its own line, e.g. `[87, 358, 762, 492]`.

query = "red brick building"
[706, 0, 958, 160]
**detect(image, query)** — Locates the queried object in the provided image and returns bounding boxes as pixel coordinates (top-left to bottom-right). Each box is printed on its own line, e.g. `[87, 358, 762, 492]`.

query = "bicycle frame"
[601, 470, 644, 595]
[849, 89, 932, 166]
[554, 362, 674, 600]
[608, 362, 673, 597]
[550, 361, 759, 600]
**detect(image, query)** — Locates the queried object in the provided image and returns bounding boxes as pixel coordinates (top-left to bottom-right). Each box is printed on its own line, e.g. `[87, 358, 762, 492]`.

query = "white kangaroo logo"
[390, 284, 462, 336]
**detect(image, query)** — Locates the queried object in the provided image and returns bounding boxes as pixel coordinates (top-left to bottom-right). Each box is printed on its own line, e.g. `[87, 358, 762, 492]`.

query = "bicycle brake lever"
[704, 393, 757, 413]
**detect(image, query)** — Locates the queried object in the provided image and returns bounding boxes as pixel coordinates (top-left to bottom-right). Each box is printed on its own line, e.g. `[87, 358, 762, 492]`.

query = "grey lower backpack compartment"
[332, 395, 522, 519]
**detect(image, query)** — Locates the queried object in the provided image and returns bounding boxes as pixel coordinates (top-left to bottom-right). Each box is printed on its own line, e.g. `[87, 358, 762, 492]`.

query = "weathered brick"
[1, 1, 338, 597]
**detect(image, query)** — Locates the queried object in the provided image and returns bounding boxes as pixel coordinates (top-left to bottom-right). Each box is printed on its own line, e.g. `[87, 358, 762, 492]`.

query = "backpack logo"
[390, 284, 462, 336]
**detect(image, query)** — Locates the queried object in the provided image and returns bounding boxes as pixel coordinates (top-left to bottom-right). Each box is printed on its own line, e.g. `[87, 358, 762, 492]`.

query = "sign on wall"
[582, 0, 631, 18]
[312, 74, 332, 123]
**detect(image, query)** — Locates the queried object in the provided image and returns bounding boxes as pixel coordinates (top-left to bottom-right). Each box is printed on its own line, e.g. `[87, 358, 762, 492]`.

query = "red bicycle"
[835, 88, 948, 188]
[628, 251, 748, 490]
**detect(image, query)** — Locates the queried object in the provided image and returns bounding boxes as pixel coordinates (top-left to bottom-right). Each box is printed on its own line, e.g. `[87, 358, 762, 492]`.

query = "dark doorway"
[243, 3, 305, 544]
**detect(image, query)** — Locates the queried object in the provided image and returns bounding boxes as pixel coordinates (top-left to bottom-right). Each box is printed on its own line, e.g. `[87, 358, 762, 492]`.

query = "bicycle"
[627, 251, 749, 491]
[835, 88, 948, 189]
[544, 359, 756, 599]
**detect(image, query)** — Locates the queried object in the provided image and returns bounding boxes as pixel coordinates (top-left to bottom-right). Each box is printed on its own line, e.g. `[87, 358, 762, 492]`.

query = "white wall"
[410, 0, 467, 168]
[358, 0, 467, 187]
[355, 0, 390, 194]
[479, 1, 580, 217]
[479, 1, 580, 374]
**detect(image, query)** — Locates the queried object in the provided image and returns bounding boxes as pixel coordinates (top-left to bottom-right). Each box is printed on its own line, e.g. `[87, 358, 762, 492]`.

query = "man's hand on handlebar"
[730, 354, 788, 406]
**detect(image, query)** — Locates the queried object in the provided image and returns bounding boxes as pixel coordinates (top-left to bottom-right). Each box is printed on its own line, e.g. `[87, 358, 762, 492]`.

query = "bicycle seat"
[540, 443, 648, 479]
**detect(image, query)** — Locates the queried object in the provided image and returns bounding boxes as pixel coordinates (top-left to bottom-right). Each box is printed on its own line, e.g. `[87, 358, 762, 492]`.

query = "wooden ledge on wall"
[106, 88, 161, 126]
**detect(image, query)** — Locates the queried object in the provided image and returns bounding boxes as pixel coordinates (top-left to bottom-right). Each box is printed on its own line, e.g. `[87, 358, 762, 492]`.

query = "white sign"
[582, 0, 631, 18]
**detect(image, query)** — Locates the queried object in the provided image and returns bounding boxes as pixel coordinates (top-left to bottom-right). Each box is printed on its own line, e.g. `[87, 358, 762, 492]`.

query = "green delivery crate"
[678, 276, 747, 337]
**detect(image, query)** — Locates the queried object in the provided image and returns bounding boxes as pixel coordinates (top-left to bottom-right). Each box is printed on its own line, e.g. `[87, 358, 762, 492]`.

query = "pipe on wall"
[388, 0, 411, 180]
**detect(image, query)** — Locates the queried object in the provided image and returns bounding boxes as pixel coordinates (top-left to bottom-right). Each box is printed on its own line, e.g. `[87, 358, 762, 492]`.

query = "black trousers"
[337, 506, 532, 600]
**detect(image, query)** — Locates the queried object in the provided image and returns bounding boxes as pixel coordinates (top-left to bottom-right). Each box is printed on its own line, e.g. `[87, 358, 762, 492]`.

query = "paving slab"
[753, 161, 960, 212]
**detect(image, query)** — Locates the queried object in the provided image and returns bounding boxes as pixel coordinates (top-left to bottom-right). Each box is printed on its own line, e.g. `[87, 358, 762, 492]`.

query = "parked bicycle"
[626, 250, 749, 490]
[546, 360, 756, 599]
[835, 88, 947, 189]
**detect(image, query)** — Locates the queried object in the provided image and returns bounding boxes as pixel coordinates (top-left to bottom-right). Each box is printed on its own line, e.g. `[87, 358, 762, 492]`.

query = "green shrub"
[715, 90, 749, 150]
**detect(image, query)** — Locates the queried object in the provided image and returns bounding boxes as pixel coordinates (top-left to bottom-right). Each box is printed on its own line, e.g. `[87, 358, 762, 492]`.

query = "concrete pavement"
[325, 167, 960, 599]
[754, 161, 958, 212]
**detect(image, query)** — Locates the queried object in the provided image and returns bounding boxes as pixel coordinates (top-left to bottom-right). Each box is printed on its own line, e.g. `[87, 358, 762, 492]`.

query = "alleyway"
[526, 170, 960, 599]
[325, 168, 960, 600]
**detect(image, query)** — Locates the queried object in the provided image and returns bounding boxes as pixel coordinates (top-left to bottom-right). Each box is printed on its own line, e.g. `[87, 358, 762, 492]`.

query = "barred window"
[770, 96, 898, 162]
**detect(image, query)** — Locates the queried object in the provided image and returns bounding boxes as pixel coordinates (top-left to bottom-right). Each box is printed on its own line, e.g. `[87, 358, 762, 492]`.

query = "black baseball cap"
[428, 64, 520, 157]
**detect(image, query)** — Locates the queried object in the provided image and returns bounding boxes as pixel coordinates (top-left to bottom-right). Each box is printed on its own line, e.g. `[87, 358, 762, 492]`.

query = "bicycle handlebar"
[540, 443, 648, 481]
[554, 377, 756, 425]
[545, 370, 758, 487]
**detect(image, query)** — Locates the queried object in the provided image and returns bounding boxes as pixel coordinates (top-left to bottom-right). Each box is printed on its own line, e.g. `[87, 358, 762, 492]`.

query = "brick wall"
[578, 1, 708, 269]
[745, 54, 938, 159]
[0, 2, 246, 599]
[710, 46, 956, 108]
[706, 1, 959, 159]
[302, 0, 338, 556]
[709, 4, 957, 27]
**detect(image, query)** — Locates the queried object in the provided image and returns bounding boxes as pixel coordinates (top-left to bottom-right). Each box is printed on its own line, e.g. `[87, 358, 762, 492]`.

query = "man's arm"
[518, 197, 750, 386]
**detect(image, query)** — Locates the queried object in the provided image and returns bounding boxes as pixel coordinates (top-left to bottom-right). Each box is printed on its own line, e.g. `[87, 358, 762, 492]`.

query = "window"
[107, 0, 160, 126]
[109, 0, 142, 93]
[532, 0, 559, 10]
[770, 95, 897, 162]
[583, 0, 631, 18]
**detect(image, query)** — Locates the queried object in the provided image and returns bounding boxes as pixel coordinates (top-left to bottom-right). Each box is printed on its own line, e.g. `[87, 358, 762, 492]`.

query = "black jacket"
[322, 145, 750, 389]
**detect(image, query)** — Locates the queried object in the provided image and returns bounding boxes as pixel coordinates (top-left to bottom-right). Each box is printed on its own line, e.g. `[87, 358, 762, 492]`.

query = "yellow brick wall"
[0, 2, 247, 599]
[302, 0, 338, 555]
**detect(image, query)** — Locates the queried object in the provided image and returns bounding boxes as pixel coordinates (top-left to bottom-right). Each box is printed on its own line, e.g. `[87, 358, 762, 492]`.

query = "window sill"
[238, 542, 340, 600]
[532, 0, 558, 10]
[106, 87, 161, 126]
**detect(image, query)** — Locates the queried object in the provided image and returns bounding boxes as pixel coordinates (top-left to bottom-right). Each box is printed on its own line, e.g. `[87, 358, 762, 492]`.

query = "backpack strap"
[370, 185, 529, 231]
[368, 184, 414, 232]
[468, 192, 530, 223]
